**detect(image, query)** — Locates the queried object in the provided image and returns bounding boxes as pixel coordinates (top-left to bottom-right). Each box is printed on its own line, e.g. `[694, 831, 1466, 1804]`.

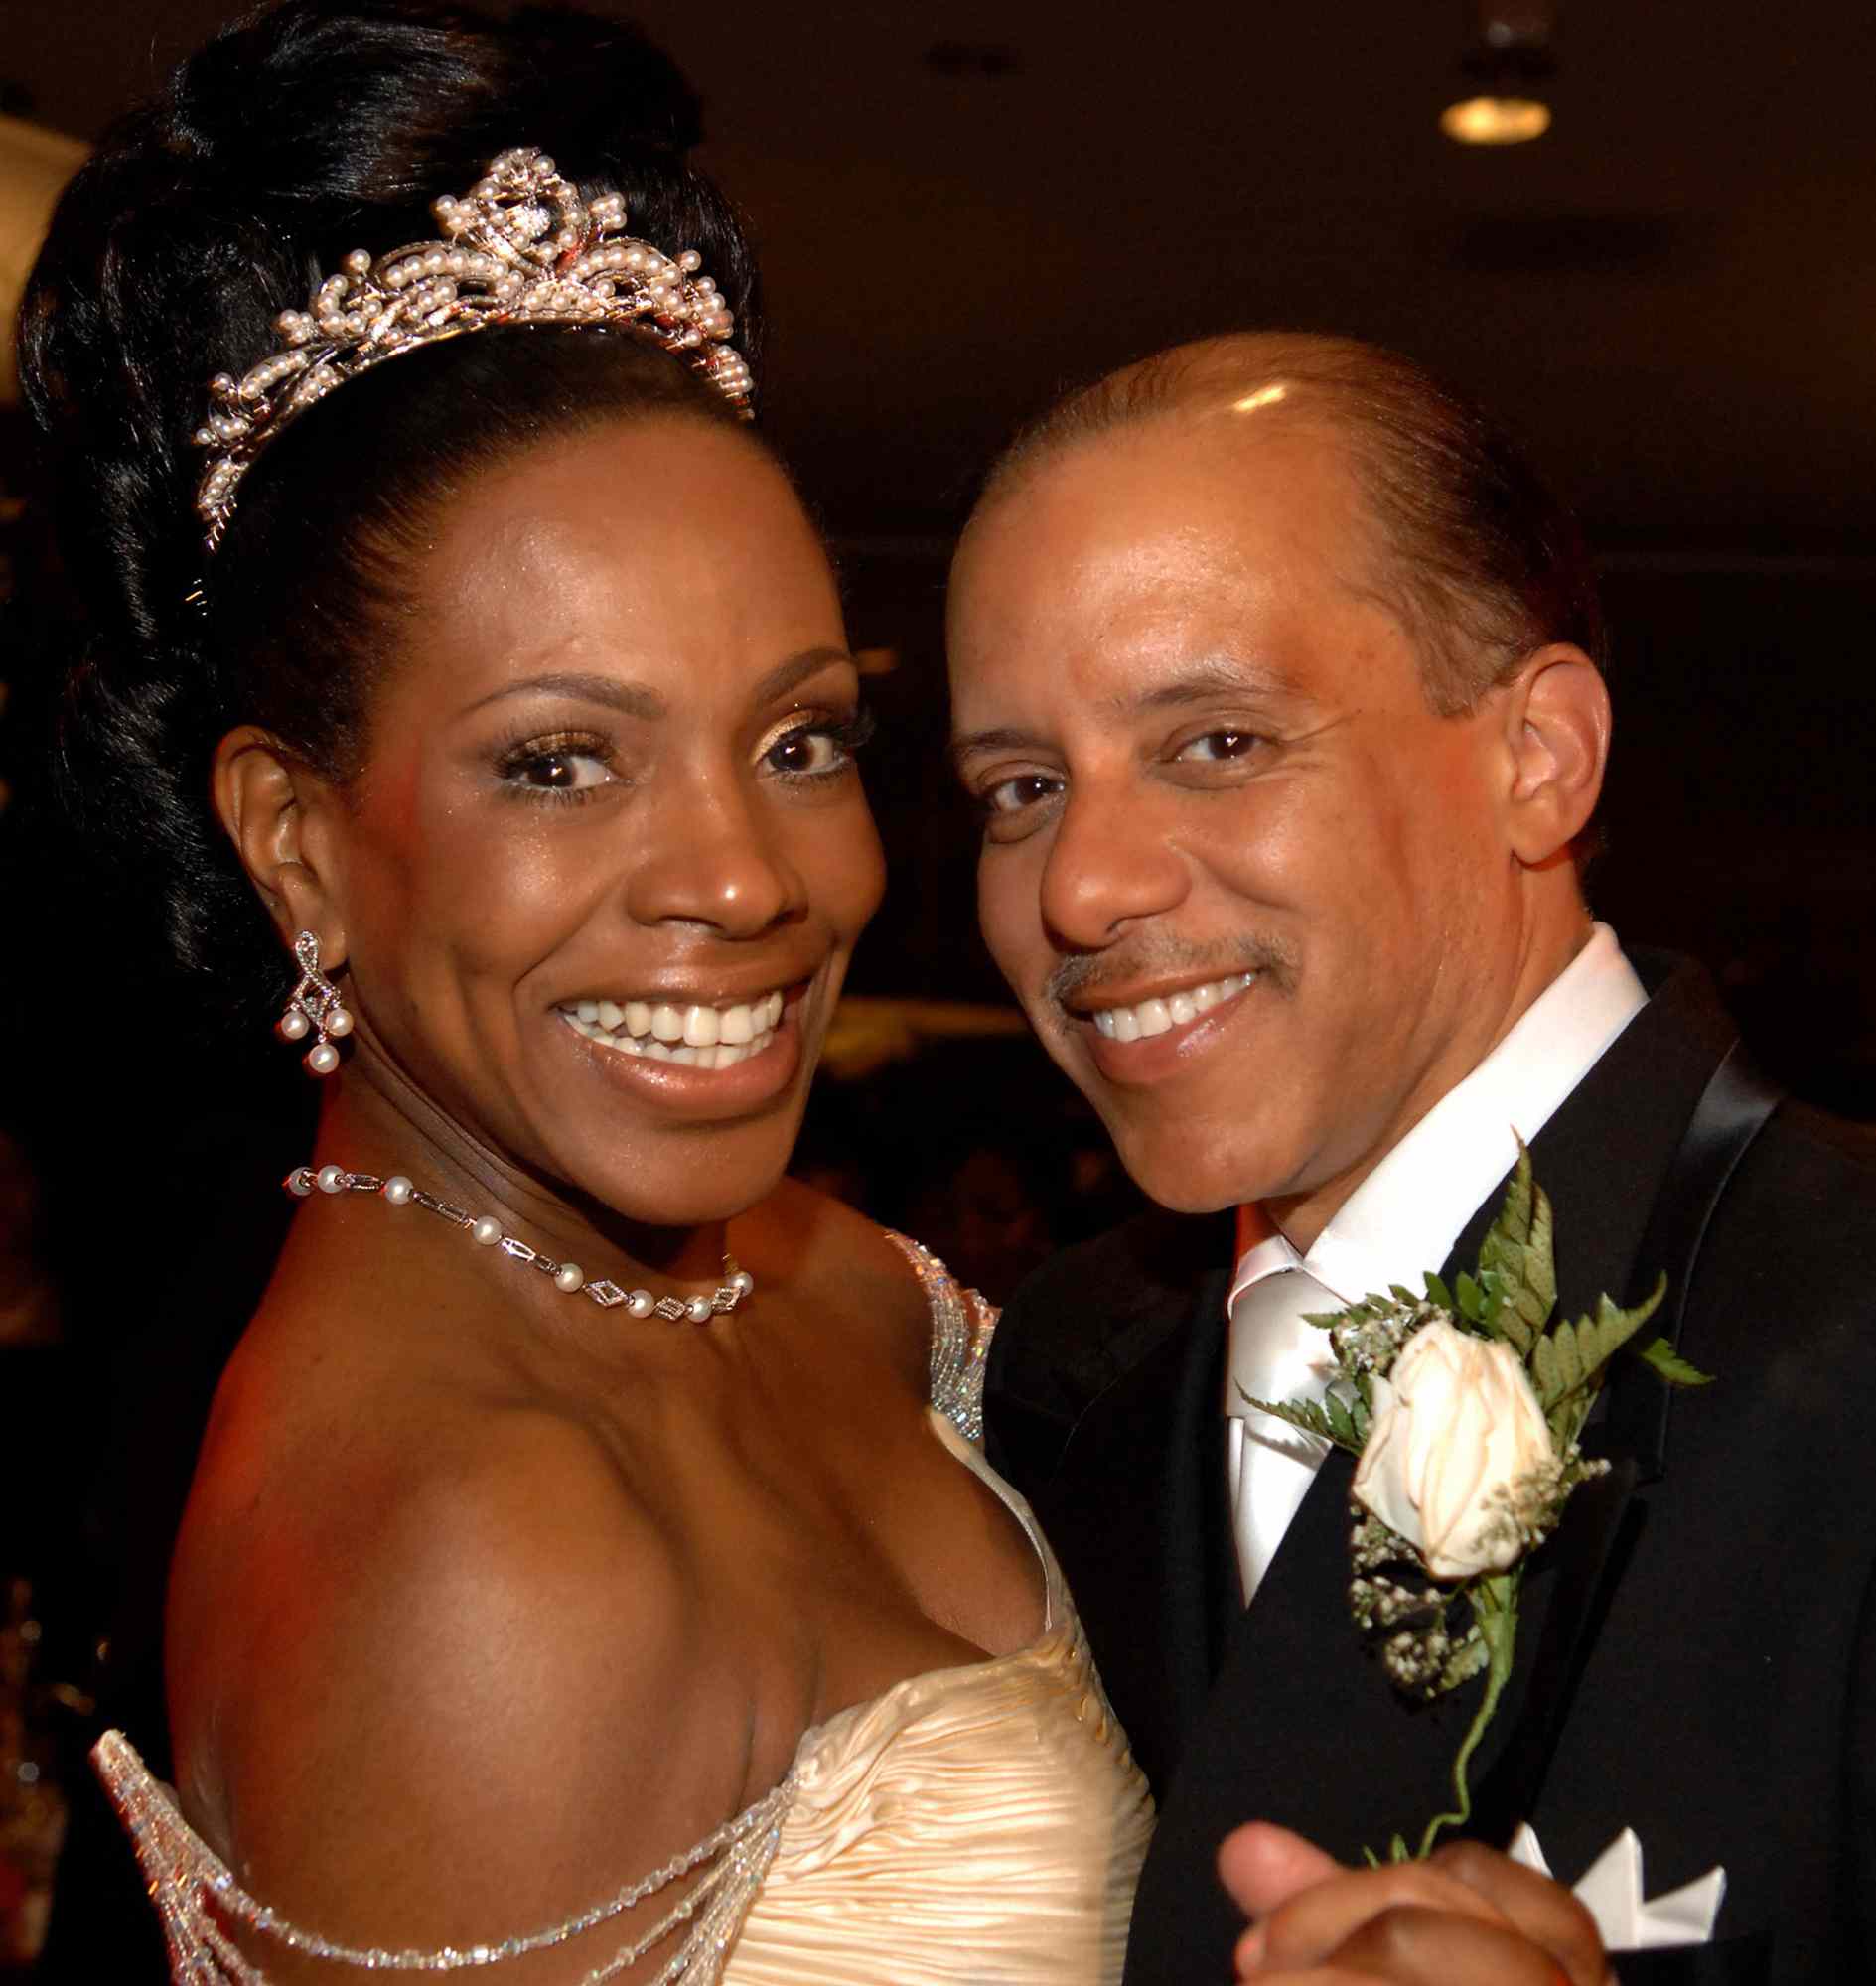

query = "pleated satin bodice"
[721, 1411, 1151, 1985]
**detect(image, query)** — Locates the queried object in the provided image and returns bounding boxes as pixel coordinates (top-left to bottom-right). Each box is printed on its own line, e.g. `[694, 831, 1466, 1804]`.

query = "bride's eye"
[497, 735, 617, 799]
[762, 708, 875, 782]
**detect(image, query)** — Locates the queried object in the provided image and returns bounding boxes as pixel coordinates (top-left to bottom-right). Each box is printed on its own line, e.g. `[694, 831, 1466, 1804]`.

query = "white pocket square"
[1509, 1824, 1726, 1951]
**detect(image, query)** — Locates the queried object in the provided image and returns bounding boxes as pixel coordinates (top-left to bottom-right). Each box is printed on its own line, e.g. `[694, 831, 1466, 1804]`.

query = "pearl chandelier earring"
[275, 929, 354, 1075]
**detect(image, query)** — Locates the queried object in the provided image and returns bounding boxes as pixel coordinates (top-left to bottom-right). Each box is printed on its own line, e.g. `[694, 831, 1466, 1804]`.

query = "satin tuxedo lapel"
[1120, 956, 1754, 1985]
[984, 1209, 1236, 1795]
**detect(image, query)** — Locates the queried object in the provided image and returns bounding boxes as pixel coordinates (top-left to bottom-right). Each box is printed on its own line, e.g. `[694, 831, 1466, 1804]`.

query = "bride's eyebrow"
[454, 647, 856, 726]
[463, 671, 666, 721]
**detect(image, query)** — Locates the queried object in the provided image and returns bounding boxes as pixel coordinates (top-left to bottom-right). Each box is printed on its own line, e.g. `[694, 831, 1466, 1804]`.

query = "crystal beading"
[194, 146, 754, 553]
[283, 1164, 755, 1320]
[93, 1730, 792, 1981]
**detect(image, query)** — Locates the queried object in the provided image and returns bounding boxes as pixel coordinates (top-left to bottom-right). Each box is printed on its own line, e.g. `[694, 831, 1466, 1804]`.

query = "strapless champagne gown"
[95, 1237, 1154, 1984]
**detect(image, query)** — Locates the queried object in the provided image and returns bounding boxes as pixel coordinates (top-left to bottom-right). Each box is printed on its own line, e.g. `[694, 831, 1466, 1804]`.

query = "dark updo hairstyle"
[18, 0, 763, 1012]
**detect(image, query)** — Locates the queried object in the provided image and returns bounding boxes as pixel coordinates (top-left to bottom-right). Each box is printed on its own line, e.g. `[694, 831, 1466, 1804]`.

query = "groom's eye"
[981, 772, 1062, 816]
[1173, 729, 1261, 764]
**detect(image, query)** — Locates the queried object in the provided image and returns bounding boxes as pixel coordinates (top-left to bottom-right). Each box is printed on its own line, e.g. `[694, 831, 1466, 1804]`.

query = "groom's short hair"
[976, 331, 1606, 719]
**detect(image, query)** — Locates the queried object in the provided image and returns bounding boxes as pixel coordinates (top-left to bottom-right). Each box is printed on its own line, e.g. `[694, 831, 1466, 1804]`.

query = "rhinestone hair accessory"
[193, 145, 754, 553]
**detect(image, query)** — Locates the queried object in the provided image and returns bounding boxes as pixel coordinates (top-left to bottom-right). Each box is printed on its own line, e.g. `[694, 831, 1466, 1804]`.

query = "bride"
[19, 3, 1150, 1979]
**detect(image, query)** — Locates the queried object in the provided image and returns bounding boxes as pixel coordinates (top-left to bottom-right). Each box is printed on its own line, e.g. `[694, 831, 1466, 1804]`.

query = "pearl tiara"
[191, 145, 754, 553]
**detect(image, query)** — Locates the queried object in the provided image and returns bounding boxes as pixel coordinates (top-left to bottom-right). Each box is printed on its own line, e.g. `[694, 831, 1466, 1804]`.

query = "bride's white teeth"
[577, 999, 600, 1024]
[719, 1003, 754, 1046]
[596, 999, 624, 1031]
[650, 1004, 684, 1043]
[559, 1005, 780, 1070]
[626, 1000, 652, 1037]
[1089, 972, 1257, 1045]
[683, 1006, 720, 1048]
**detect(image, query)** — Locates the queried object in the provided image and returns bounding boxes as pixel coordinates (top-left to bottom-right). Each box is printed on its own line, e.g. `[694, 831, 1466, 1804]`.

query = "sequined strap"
[884, 1232, 997, 1445]
[92, 1730, 794, 1983]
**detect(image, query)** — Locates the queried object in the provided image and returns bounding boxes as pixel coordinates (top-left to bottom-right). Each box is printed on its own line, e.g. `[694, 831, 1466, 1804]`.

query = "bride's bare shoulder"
[168, 1373, 767, 1973]
[753, 1175, 936, 1345]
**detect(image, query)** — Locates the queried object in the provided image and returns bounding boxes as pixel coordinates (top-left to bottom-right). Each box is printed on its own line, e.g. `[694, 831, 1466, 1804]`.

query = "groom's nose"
[1039, 785, 1191, 952]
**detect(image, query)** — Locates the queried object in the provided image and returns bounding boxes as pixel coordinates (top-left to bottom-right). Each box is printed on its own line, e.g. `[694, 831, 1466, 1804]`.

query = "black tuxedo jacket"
[988, 957, 1876, 1986]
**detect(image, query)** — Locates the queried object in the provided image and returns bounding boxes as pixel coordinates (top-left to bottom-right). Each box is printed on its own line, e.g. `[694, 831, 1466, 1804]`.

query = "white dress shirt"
[1225, 923, 1648, 1599]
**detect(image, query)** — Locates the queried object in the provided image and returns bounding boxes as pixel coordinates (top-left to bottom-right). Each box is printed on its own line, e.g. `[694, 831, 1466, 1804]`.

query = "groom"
[946, 333, 1876, 1985]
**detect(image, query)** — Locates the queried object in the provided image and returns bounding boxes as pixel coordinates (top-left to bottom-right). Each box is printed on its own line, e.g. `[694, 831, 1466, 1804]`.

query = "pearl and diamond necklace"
[284, 1164, 755, 1320]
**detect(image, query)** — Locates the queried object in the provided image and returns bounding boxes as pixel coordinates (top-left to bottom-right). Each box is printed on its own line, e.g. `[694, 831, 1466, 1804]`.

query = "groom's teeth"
[1091, 972, 1257, 1042]
[557, 989, 791, 1069]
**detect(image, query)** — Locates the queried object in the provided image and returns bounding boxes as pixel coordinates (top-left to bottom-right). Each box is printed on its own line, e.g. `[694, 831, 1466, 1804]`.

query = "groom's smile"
[948, 402, 1552, 1234]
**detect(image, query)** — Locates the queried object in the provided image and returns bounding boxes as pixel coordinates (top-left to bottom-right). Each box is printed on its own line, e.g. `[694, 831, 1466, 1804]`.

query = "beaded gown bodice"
[95, 1235, 1154, 1985]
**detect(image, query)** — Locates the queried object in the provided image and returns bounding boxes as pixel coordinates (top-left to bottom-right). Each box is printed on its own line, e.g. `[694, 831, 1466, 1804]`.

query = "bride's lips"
[1072, 970, 1261, 1084]
[553, 980, 811, 1115]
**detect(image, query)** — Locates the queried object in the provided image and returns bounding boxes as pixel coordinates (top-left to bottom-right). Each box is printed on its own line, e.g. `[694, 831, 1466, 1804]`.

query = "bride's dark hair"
[19, 0, 762, 1008]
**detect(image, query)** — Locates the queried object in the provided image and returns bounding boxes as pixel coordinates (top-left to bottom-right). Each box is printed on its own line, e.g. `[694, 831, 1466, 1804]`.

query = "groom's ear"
[1497, 644, 1610, 867]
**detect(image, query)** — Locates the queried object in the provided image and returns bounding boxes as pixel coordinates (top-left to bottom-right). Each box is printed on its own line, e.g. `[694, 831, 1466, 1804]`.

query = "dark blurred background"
[1, 1, 1874, 1971]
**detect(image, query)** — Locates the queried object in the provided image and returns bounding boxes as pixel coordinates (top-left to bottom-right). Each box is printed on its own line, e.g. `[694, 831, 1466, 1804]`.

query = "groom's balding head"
[971, 332, 1605, 721]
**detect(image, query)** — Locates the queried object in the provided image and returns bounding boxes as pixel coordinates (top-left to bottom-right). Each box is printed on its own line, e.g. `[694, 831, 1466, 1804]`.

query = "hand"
[1219, 1821, 1614, 1985]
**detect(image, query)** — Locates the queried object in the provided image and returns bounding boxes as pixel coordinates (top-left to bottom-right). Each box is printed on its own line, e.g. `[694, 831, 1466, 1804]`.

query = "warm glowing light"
[1231, 383, 1289, 415]
[1441, 95, 1551, 145]
[0, 113, 87, 404]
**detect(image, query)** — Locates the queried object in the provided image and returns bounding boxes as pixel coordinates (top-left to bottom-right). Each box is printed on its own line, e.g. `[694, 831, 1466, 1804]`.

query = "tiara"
[192, 145, 754, 553]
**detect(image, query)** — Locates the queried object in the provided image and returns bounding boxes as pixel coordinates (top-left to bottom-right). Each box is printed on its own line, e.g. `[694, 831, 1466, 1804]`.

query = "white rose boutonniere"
[1241, 1148, 1713, 1862]
[1352, 1323, 1558, 1580]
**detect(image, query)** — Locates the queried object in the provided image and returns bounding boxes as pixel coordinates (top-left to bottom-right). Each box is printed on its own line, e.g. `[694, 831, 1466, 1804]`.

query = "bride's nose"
[622, 773, 806, 937]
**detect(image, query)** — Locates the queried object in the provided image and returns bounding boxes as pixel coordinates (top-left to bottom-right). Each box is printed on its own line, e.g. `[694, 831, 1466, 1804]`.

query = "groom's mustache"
[1043, 935, 1299, 1018]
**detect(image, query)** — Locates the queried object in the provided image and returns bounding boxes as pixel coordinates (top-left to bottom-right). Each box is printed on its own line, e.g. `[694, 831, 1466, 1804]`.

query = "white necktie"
[1227, 1267, 1340, 1602]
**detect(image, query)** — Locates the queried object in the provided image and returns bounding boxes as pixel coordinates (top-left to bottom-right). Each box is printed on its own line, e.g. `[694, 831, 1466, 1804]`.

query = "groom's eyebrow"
[949, 656, 1303, 768]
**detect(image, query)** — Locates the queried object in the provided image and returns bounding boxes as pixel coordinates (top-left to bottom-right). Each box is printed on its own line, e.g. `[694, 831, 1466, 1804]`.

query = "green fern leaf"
[1326, 1390, 1360, 1447]
[1238, 1393, 1363, 1456]
[1455, 1271, 1486, 1323]
[1532, 1331, 1559, 1405]
[1552, 1318, 1585, 1395]
[1634, 1336, 1715, 1388]
[1424, 1271, 1455, 1312]
[1498, 1152, 1533, 1241]
[1526, 1180, 1558, 1316]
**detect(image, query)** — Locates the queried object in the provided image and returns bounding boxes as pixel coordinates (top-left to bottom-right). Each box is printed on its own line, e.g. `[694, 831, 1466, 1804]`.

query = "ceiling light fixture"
[1442, 1, 1556, 147]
